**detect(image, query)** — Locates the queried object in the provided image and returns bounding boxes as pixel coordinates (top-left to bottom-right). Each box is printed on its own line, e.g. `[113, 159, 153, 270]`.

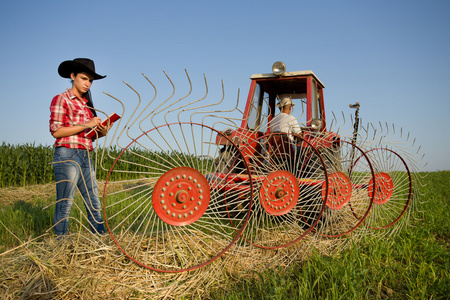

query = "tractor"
[211, 61, 376, 245]
[101, 61, 413, 272]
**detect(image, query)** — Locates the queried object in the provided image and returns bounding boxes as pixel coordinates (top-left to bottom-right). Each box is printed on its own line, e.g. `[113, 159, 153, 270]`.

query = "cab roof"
[250, 70, 325, 88]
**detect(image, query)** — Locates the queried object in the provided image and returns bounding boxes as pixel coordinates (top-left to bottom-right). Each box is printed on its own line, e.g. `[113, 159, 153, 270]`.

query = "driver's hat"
[276, 94, 295, 108]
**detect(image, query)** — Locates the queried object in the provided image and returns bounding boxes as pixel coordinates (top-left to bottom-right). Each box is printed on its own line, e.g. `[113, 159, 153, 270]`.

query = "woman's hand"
[85, 117, 102, 128]
[94, 122, 111, 139]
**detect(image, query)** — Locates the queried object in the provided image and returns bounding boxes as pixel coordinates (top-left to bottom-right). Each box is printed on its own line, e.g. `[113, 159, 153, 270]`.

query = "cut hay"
[0, 232, 226, 299]
[0, 225, 358, 299]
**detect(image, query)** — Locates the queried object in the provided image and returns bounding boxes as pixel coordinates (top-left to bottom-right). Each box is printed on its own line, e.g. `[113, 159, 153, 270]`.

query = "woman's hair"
[84, 90, 97, 117]
[71, 72, 97, 117]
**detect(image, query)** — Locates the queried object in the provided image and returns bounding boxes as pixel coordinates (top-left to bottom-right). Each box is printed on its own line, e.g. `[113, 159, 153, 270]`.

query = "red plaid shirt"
[49, 89, 94, 151]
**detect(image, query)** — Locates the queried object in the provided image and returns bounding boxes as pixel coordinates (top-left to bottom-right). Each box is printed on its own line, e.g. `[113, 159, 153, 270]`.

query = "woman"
[49, 58, 108, 236]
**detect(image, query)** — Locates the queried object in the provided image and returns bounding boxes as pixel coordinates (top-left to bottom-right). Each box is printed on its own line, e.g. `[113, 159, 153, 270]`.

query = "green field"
[0, 143, 448, 299]
[210, 171, 449, 299]
[0, 142, 198, 188]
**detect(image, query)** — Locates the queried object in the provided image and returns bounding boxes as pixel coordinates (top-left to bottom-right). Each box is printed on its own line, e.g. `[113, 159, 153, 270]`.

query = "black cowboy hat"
[58, 58, 106, 80]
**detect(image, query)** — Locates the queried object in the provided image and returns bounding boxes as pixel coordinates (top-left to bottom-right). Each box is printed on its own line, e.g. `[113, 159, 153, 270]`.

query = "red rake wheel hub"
[153, 167, 211, 226]
[368, 172, 393, 205]
[322, 172, 352, 210]
[259, 170, 299, 216]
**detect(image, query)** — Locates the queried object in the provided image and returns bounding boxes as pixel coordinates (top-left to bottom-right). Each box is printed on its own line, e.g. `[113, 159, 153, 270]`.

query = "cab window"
[247, 83, 270, 132]
[311, 78, 323, 121]
[311, 79, 318, 119]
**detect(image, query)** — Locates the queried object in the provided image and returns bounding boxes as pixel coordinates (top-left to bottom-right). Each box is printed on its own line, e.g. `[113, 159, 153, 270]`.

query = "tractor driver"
[271, 94, 302, 139]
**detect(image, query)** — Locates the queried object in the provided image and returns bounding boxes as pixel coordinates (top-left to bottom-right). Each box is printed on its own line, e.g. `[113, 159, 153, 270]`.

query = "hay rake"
[79, 62, 425, 273]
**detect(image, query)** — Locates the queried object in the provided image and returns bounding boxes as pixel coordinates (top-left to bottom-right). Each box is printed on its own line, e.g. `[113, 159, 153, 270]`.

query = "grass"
[210, 227, 448, 299]
[0, 167, 448, 299]
[0, 193, 86, 251]
[209, 171, 449, 299]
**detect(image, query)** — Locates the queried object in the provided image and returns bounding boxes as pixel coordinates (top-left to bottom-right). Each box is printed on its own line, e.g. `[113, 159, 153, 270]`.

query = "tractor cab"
[244, 61, 326, 135]
[216, 62, 339, 155]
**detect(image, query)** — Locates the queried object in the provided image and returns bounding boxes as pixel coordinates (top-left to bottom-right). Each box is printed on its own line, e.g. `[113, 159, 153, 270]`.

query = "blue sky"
[0, 0, 449, 171]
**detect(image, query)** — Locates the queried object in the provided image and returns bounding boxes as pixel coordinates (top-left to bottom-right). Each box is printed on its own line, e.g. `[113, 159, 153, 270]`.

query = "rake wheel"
[239, 132, 329, 249]
[313, 140, 375, 237]
[259, 169, 300, 216]
[102, 122, 253, 272]
[152, 166, 211, 226]
[363, 148, 412, 229]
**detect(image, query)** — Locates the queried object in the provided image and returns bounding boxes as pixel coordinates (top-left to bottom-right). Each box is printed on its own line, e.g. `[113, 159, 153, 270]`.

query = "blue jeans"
[52, 147, 105, 236]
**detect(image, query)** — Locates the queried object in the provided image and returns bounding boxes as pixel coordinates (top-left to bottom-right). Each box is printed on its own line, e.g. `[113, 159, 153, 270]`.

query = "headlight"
[311, 118, 323, 131]
[272, 61, 286, 76]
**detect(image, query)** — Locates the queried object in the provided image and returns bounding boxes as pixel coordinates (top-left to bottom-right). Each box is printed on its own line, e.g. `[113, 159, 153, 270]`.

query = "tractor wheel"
[215, 145, 246, 174]
[362, 148, 412, 229]
[238, 132, 328, 249]
[313, 140, 376, 237]
[102, 122, 253, 272]
[214, 145, 252, 220]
